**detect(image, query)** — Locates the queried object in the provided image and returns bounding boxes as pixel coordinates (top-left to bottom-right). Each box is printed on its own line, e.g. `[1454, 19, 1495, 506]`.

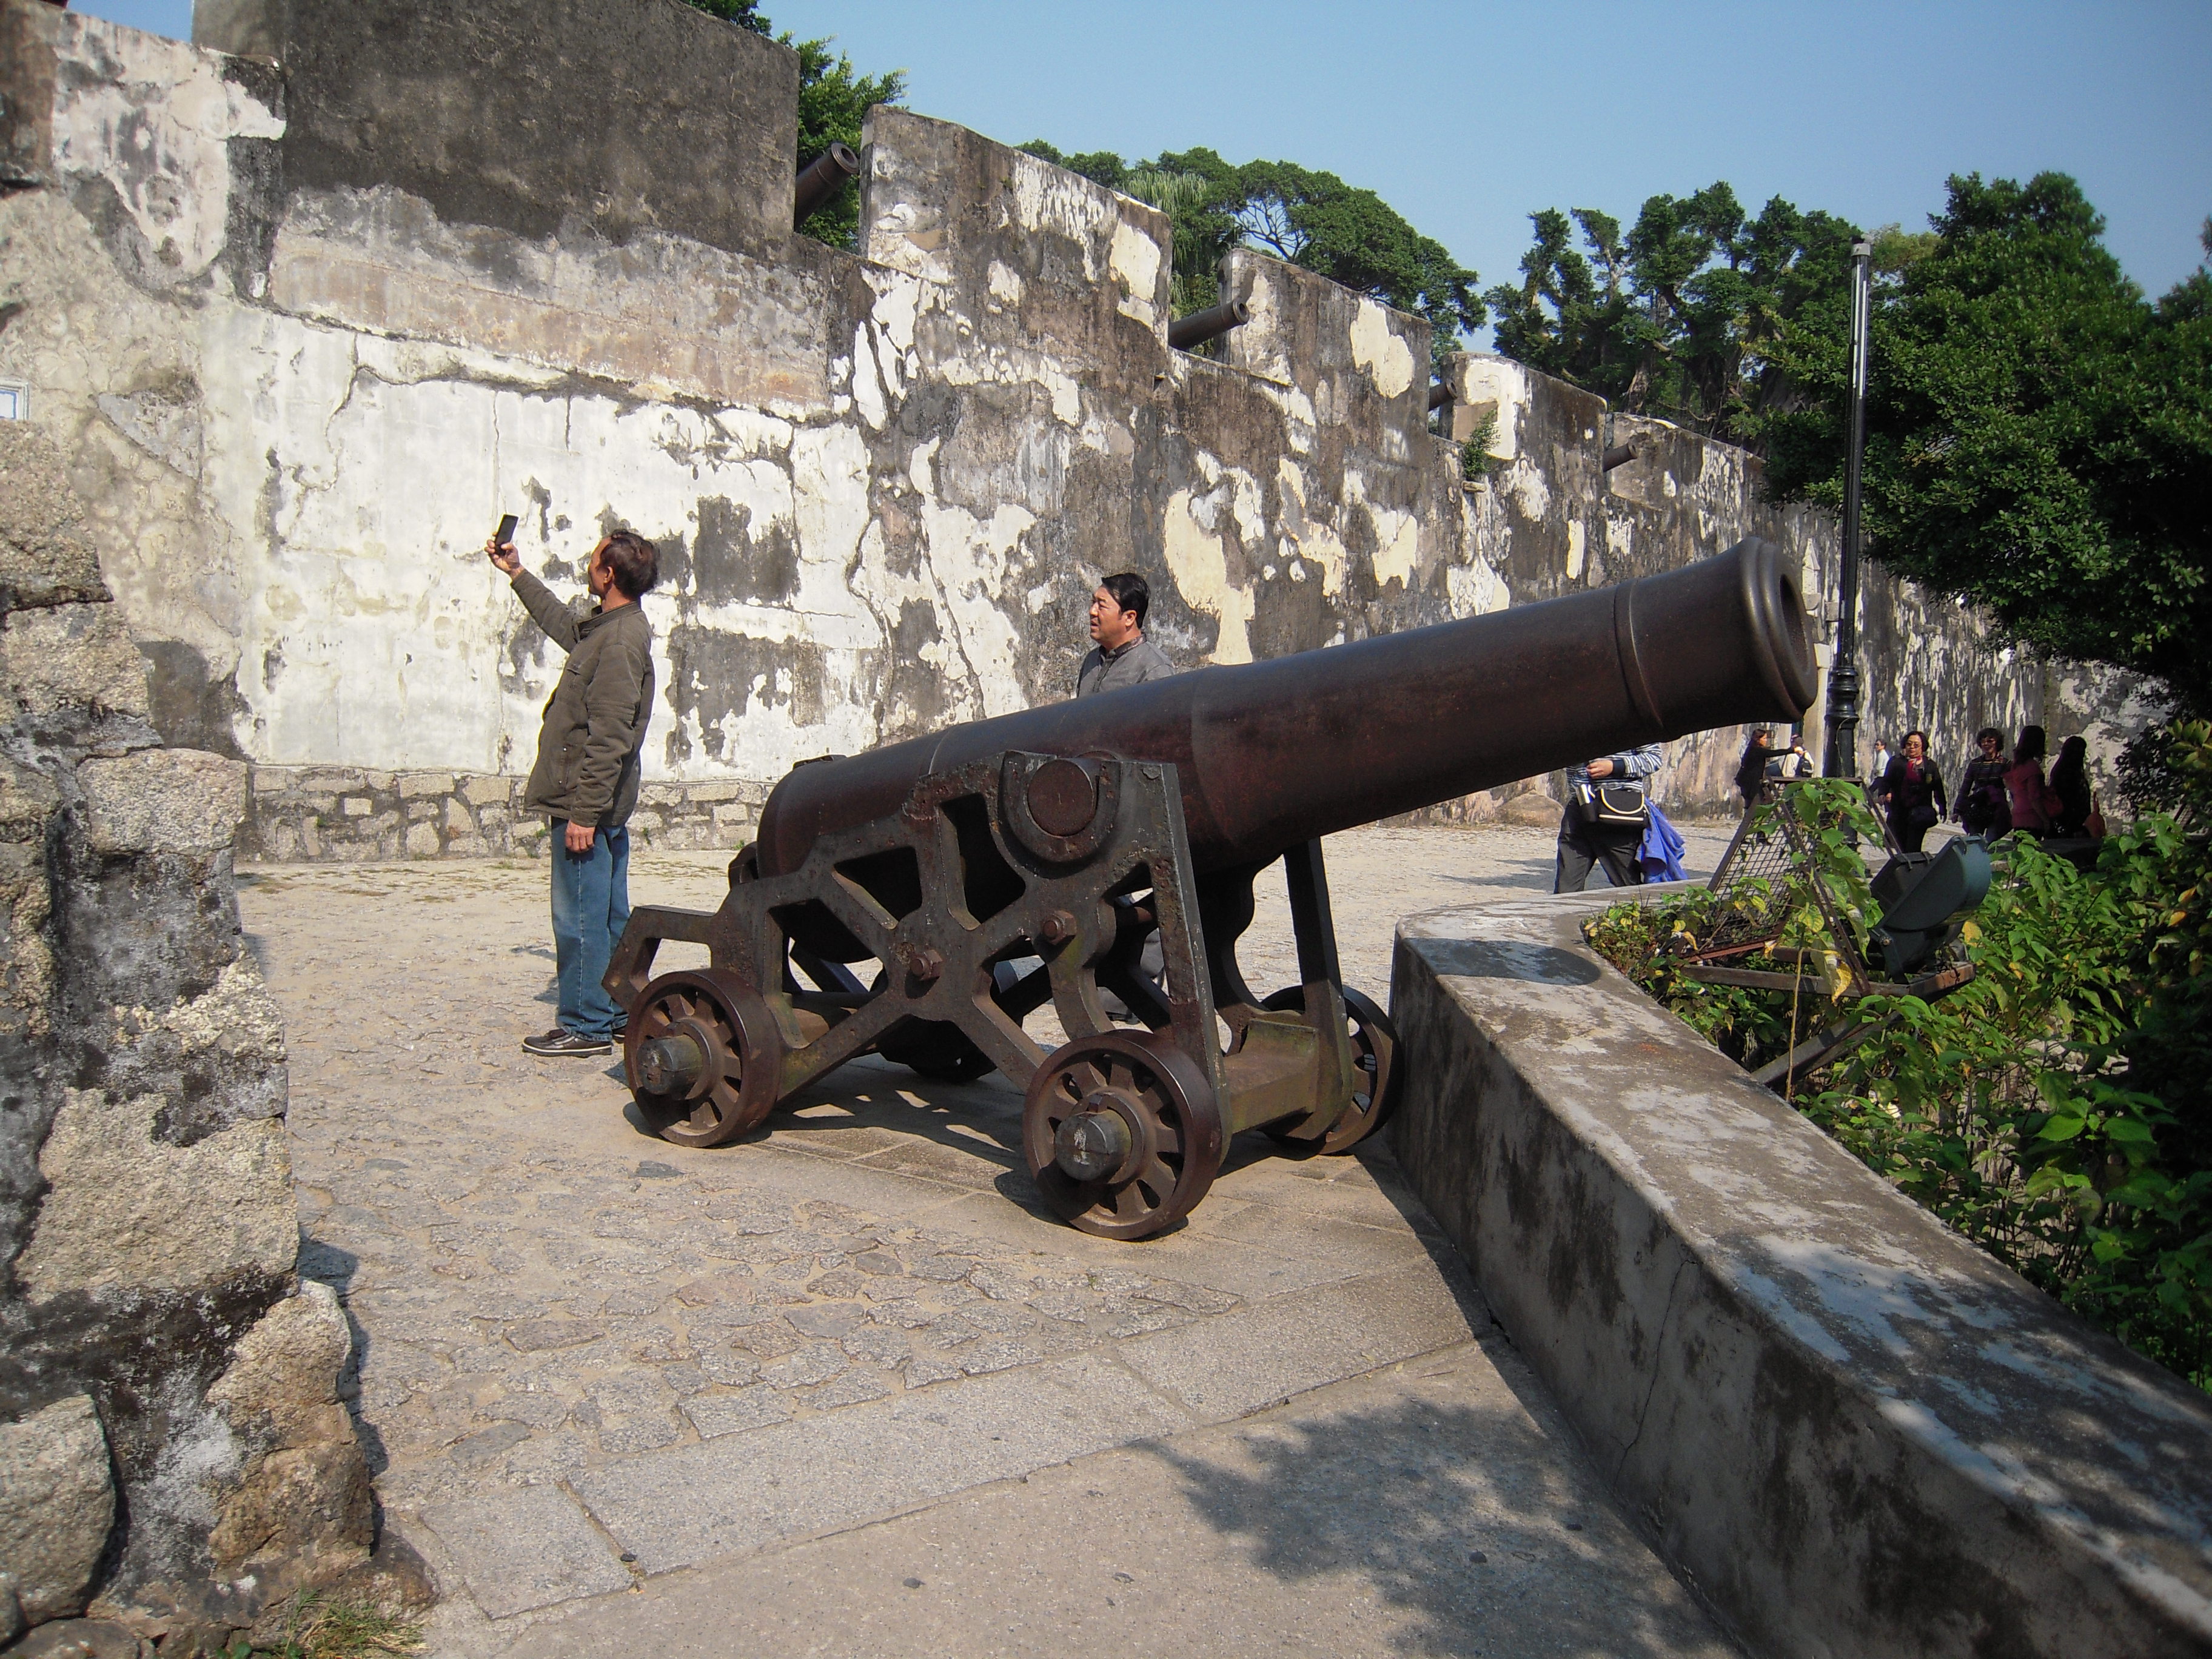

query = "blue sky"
[79, 0, 2212, 336]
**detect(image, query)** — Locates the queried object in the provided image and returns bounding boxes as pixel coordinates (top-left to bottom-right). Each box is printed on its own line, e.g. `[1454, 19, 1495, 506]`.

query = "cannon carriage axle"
[601, 539, 1816, 1240]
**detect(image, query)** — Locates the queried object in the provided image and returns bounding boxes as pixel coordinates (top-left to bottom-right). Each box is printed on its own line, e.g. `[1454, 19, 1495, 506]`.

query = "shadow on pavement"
[1142, 1389, 1722, 1658]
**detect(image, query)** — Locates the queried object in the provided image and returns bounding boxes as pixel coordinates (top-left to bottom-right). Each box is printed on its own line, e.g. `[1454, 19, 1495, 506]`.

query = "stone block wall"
[0, 422, 378, 1651]
[241, 766, 765, 861]
[1, 0, 2095, 870]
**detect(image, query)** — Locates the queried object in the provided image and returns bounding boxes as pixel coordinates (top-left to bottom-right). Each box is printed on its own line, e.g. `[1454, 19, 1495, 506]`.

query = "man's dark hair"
[1100, 571, 1148, 629]
[1976, 725, 2006, 748]
[602, 530, 660, 599]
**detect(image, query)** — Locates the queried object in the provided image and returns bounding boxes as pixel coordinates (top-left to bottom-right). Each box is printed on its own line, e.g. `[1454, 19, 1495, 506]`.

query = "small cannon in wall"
[1168, 298, 1251, 352]
[603, 539, 1815, 1239]
[794, 142, 862, 223]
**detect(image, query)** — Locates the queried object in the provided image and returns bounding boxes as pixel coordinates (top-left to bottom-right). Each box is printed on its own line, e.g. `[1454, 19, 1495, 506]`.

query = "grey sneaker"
[523, 1027, 611, 1057]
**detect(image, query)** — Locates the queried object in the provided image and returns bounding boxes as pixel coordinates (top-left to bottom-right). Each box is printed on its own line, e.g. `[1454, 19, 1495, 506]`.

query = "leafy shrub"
[1586, 768, 2212, 1391]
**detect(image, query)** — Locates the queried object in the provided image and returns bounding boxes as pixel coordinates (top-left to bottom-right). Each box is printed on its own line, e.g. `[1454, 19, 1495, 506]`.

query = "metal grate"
[1692, 792, 1871, 984]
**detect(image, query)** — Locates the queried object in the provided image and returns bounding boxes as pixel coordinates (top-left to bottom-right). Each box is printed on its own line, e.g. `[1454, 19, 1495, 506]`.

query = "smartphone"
[492, 512, 518, 551]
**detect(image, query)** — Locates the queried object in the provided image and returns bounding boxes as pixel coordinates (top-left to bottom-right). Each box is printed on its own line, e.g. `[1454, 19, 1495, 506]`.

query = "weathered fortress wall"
[1, 0, 2071, 877]
[0, 421, 378, 1651]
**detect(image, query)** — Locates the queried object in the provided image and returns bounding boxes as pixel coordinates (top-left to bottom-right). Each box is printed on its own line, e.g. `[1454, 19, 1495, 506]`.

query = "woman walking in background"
[2006, 725, 2056, 837]
[1882, 731, 1948, 852]
[2048, 734, 2093, 836]
[1735, 728, 1772, 808]
[1959, 726, 2013, 839]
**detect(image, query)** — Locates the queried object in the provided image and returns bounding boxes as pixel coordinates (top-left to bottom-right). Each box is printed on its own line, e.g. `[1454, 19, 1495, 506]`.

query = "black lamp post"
[1824, 238, 1873, 780]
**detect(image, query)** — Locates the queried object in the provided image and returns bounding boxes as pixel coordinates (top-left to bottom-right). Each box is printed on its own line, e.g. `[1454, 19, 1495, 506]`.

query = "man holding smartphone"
[486, 523, 660, 1056]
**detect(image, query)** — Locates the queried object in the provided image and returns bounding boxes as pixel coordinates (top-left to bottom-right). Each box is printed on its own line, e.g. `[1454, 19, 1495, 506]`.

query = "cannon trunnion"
[603, 540, 1815, 1240]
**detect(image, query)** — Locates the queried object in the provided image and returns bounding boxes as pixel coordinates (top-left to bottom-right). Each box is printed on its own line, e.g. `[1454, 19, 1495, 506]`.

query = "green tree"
[1231, 159, 1482, 363]
[1014, 140, 1129, 192]
[1019, 141, 1482, 359]
[680, 0, 770, 28]
[1486, 184, 1859, 444]
[679, 1, 906, 250]
[1764, 175, 2212, 709]
[790, 38, 907, 248]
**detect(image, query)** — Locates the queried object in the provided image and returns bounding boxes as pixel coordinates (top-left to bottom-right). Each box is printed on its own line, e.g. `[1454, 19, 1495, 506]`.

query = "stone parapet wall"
[241, 766, 765, 861]
[1392, 886, 2212, 1659]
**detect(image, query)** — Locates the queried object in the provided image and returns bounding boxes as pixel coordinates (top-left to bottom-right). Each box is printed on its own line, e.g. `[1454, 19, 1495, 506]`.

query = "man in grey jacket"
[488, 528, 660, 1056]
[1555, 742, 1664, 893]
[1077, 572, 1175, 696]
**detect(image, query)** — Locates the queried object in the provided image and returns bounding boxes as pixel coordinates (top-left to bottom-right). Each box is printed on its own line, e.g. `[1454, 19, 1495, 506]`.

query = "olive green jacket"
[513, 570, 655, 830]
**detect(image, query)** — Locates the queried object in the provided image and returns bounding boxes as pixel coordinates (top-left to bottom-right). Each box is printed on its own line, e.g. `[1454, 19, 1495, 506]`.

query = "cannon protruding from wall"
[794, 141, 862, 223]
[602, 539, 1815, 1240]
[1168, 297, 1252, 352]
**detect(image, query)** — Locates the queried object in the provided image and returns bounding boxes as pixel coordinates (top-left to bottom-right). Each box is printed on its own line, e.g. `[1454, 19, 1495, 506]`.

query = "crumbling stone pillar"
[0, 423, 378, 1653]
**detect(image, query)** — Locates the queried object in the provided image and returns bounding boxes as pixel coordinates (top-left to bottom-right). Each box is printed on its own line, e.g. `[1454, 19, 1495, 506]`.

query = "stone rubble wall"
[2, 0, 2103, 875]
[243, 766, 764, 861]
[0, 418, 378, 1651]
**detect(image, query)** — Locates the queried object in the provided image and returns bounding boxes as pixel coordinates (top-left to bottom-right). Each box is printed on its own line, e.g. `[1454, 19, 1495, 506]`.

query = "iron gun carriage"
[603, 538, 1815, 1239]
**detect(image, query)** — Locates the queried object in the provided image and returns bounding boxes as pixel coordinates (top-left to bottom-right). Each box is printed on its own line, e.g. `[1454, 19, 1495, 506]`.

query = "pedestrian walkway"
[238, 822, 1739, 1657]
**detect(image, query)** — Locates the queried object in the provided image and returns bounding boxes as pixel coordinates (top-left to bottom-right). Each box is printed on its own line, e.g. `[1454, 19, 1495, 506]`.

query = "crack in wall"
[1612, 1250, 1691, 1486]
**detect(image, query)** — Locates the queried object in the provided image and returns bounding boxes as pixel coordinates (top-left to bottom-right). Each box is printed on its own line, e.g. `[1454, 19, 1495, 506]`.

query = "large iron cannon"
[603, 538, 1815, 1239]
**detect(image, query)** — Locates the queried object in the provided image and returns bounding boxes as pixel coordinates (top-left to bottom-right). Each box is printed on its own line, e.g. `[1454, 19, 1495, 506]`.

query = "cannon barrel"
[756, 537, 1814, 881]
[1168, 298, 1252, 352]
[794, 141, 862, 223]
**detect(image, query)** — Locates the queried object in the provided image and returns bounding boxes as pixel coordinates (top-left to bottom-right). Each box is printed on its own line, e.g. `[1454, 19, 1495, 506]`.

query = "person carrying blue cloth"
[1638, 800, 1689, 882]
[1555, 742, 1664, 892]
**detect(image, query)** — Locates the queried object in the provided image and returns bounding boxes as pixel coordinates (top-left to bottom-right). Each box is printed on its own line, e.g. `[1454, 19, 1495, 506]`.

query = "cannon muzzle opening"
[1169, 298, 1251, 352]
[794, 141, 862, 223]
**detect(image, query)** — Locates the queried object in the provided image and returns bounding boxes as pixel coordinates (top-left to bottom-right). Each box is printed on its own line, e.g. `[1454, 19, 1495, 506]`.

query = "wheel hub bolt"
[637, 1033, 706, 1096]
[1054, 1101, 1133, 1182]
[1039, 910, 1078, 945]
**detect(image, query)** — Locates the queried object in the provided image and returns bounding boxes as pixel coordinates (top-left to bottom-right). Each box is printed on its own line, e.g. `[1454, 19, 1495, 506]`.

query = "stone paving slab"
[1117, 1258, 1474, 1422]
[416, 1487, 632, 1620]
[235, 821, 1740, 1656]
[504, 1342, 1735, 1659]
[576, 1349, 1196, 1574]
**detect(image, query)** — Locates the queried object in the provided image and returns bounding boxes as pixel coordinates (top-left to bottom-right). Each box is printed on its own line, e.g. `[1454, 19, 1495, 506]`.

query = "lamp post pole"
[1824, 238, 1873, 780]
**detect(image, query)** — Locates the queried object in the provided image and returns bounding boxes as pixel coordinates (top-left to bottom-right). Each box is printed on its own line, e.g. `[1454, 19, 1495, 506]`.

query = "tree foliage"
[1019, 140, 1482, 362]
[677, 1, 906, 251]
[789, 38, 907, 249]
[1763, 175, 2212, 710]
[1485, 184, 1860, 445]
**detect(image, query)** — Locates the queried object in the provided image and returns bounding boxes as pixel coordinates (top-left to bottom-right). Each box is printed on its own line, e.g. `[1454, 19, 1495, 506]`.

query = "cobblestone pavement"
[238, 822, 1740, 1657]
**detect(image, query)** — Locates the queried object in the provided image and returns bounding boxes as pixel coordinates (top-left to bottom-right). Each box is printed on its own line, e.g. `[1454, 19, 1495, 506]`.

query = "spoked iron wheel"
[1022, 1030, 1224, 1240]
[1258, 985, 1403, 1155]
[622, 969, 782, 1149]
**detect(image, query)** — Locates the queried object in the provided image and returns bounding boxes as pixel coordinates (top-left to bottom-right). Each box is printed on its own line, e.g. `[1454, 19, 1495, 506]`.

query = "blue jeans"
[549, 821, 631, 1040]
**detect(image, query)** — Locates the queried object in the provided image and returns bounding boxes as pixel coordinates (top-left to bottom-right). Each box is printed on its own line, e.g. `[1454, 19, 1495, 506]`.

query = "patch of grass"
[226, 1597, 425, 1659]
